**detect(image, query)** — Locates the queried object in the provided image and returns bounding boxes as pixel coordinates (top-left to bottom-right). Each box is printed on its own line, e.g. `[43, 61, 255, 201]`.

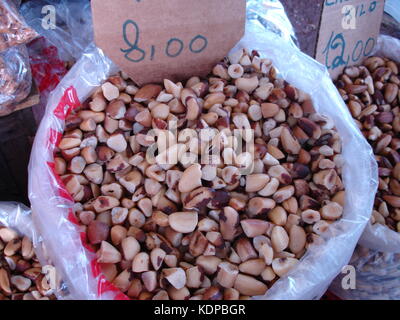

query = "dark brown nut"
[220, 207, 239, 241]
[97, 241, 122, 263]
[88, 221, 110, 245]
[281, 127, 301, 155]
[184, 187, 214, 211]
[189, 231, 208, 257]
[235, 238, 257, 262]
[233, 274, 268, 296]
[297, 118, 321, 139]
[0, 268, 11, 295]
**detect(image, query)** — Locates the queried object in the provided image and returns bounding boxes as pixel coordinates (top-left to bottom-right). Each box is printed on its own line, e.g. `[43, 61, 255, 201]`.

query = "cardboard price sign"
[92, 0, 246, 86]
[315, 0, 385, 79]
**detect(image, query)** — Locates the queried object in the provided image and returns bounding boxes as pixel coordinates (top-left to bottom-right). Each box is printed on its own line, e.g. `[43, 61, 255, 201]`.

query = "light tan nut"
[132, 252, 150, 273]
[150, 248, 166, 271]
[301, 209, 321, 224]
[320, 202, 343, 220]
[196, 256, 221, 275]
[240, 219, 269, 238]
[272, 257, 299, 277]
[0, 227, 18, 243]
[121, 237, 140, 261]
[163, 268, 186, 289]
[289, 225, 306, 254]
[271, 226, 289, 253]
[84, 163, 103, 185]
[178, 164, 202, 193]
[97, 241, 122, 263]
[186, 266, 204, 289]
[245, 174, 270, 193]
[239, 259, 266, 276]
[137, 272, 155, 294]
[168, 212, 198, 234]
[107, 133, 127, 153]
[234, 274, 268, 296]
[216, 262, 239, 288]
[102, 82, 120, 101]
[93, 196, 120, 213]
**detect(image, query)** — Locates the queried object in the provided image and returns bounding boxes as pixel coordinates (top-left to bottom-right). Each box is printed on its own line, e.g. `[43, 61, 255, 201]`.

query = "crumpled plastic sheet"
[29, 0, 377, 300]
[21, 0, 92, 63]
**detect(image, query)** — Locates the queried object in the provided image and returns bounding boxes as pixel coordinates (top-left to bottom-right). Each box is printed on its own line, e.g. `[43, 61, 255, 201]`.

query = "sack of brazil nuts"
[330, 35, 400, 300]
[28, 0, 377, 300]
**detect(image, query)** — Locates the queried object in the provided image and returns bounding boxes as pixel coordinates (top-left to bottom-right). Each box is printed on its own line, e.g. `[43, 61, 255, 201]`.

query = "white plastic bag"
[29, 0, 377, 300]
[21, 0, 92, 63]
[0, 45, 32, 116]
[330, 35, 400, 300]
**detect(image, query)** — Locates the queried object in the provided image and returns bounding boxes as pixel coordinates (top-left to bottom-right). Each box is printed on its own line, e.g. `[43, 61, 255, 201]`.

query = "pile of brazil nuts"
[336, 57, 400, 233]
[56, 48, 346, 300]
[0, 227, 57, 300]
